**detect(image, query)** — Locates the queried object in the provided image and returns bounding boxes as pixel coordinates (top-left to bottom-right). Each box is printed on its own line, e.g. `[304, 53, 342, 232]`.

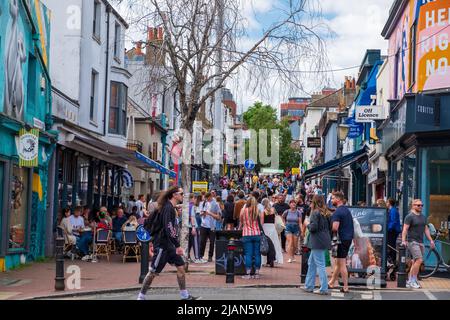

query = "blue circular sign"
[244, 159, 255, 170]
[136, 225, 151, 242]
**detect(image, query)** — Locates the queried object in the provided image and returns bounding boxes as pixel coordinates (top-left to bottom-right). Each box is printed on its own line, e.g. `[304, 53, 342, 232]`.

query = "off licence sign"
[355, 106, 384, 122]
[307, 137, 321, 148]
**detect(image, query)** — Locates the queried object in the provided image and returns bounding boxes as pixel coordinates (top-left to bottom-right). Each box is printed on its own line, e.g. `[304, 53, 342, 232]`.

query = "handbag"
[274, 215, 285, 234]
[258, 219, 269, 256]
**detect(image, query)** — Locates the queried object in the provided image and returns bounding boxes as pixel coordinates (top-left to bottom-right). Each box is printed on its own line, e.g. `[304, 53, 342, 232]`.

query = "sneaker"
[410, 280, 421, 289]
[253, 274, 261, 279]
[241, 274, 252, 280]
[181, 295, 201, 300]
[81, 255, 92, 261]
[314, 290, 330, 295]
[137, 293, 146, 300]
[288, 259, 293, 263]
[301, 287, 314, 293]
[406, 281, 412, 288]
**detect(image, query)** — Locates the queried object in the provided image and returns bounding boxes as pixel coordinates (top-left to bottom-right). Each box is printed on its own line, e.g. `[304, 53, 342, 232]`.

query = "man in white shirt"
[221, 186, 229, 202]
[69, 207, 85, 236]
[136, 194, 147, 220]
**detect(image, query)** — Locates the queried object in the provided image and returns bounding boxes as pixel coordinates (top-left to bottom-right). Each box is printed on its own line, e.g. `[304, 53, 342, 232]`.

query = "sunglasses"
[414, 204, 423, 207]
[176, 192, 184, 196]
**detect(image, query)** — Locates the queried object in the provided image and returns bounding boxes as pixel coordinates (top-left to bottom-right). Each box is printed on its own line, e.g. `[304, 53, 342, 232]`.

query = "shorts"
[150, 247, 185, 274]
[407, 241, 424, 260]
[285, 224, 300, 237]
[336, 240, 352, 259]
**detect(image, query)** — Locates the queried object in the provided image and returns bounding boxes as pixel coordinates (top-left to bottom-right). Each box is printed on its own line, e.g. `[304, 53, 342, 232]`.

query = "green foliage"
[243, 102, 301, 171]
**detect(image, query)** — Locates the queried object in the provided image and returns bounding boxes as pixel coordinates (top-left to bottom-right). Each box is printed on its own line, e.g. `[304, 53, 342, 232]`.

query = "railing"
[127, 140, 143, 153]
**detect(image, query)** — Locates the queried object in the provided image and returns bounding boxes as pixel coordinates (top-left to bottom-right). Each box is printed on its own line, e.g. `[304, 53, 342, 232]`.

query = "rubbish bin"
[215, 230, 246, 275]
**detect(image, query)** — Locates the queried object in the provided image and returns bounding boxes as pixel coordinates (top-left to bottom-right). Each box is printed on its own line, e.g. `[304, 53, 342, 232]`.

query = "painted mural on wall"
[389, 0, 449, 99]
[4, 0, 27, 120]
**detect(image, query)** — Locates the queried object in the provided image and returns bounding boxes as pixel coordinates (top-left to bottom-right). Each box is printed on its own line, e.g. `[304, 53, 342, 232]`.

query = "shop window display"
[9, 165, 29, 250]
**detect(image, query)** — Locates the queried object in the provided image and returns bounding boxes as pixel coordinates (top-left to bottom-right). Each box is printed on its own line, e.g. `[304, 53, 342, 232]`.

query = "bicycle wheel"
[419, 246, 440, 279]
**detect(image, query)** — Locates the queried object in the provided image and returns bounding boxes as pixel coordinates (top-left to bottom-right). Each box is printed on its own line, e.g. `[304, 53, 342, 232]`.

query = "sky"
[116, 0, 394, 115]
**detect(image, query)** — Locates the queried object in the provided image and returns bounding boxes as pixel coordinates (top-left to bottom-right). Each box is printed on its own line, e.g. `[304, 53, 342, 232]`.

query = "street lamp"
[337, 124, 350, 192]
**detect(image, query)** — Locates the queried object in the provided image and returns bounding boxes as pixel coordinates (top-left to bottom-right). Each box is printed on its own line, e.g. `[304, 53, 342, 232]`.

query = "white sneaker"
[137, 293, 146, 300]
[288, 259, 293, 263]
[406, 281, 412, 288]
[408, 280, 420, 289]
[412, 280, 421, 289]
[81, 255, 91, 261]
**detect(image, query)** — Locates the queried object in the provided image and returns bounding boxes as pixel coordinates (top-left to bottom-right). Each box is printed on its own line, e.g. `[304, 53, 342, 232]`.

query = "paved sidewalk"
[1, 253, 449, 300]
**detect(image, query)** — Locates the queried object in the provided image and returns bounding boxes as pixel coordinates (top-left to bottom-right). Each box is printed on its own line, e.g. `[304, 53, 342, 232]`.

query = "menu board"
[346, 207, 387, 274]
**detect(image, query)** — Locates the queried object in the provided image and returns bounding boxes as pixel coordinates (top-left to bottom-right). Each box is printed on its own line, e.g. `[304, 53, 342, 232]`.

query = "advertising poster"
[346, 207, 387, 275]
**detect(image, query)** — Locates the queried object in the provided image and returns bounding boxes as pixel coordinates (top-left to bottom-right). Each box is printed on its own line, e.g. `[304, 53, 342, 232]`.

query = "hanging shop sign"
[307, 137, 321, 148]
[18, 128, 39, 167]
[346, 117, 364, 139]
[355, 106, 385, 122]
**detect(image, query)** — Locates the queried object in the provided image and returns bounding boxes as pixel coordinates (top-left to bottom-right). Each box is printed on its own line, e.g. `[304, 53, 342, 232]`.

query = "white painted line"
[361, 294, 373, 300]
[423, 290, 437, 300]
[373, 291, 382, 300]
[331, 292, 344, 298]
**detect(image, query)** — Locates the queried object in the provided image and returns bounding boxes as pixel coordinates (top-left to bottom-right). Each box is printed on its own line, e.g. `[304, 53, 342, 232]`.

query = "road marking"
[373, 291, 382, 300]
[361, 294, 373, 300]
[423, 290, 437, 300]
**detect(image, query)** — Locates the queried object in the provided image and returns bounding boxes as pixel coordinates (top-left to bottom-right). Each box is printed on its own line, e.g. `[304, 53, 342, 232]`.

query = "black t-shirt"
[297, 204, 310, 224]
[404, 212, 426, 243]
[273, 202, 290, 216]
[331, 206, 354, 241]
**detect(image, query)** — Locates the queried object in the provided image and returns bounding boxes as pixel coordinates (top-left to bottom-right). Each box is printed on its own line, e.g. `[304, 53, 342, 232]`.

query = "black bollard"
[226, 239, 236, 283]
[300, 245, 309, 284]
[397, 244, 407, 288]
[139, 241, 150, 284]
[55, 227, 65, 291]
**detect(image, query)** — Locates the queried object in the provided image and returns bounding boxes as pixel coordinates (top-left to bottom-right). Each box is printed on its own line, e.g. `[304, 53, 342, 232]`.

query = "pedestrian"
[376, 199, 387, 208]
[224, 195, 235, 231]
[386, 198, 401, 265]
[401, 199, 435, 289]
[282, 199, 303, 263]
[137, 186, 199, 300]
[328, 191, 354, 293]
[234, 191, 247, 229]
[126, 195, 136, 217]
[136, 194, 147, 222]
[215, 196, 225, 231]
[273, 194, 290, 252]
[187, 194, 203, 263]
[261, 198, 283, 266]
[303, 195, 332, 295]
[239, 196, 264, 279]
[199, 192, 221, 262]
[221, 185, 229, 202]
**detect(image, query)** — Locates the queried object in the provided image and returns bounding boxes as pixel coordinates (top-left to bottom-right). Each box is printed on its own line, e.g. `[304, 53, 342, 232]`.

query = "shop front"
[382, 93, 450, 264]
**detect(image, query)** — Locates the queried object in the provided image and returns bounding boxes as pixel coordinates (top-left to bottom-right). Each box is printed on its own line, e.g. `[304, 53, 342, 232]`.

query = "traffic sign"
[244, 159, 255, 170]
[136, 225, 151, 242]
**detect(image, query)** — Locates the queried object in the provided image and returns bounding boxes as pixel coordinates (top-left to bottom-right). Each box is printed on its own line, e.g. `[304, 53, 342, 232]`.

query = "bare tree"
[113, 0, 330, 262]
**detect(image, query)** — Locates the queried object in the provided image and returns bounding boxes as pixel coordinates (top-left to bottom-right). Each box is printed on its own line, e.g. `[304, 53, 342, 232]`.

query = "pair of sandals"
[328, 282, 349, 293]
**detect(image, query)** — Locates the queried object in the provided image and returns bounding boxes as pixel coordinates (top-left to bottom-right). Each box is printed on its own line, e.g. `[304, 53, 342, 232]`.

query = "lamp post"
[337, 124, 350, 192]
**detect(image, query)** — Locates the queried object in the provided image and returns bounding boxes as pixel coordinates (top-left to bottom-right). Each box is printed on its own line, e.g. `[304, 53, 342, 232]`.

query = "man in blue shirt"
[329, 191, 354, 293]
[387, 198, 401, 264]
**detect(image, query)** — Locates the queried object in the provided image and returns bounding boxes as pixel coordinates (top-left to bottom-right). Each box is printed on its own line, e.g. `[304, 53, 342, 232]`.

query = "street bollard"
[226, 239, 236, 284]
[139, 241, 150, 284]
[55, 228, 65, 291]
[397, 244, 407, 288]
[300, 246, 309, 284]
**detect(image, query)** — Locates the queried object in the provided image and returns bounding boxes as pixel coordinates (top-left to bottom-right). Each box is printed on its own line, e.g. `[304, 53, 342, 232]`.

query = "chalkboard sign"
[346, 207, 387, 275]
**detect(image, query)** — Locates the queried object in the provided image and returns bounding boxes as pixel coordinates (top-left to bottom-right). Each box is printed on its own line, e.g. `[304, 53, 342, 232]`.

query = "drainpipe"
[103, 5, 111, 136]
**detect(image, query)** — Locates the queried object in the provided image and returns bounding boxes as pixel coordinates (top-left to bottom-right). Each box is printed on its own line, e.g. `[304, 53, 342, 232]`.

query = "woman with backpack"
[239, 196, 264, 279]
[303, 194, 332, 295]
[282, 199, 303, 263]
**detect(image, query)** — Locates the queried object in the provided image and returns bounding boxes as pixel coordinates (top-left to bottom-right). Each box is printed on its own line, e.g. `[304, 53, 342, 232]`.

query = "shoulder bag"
[257, 219, 269, 256]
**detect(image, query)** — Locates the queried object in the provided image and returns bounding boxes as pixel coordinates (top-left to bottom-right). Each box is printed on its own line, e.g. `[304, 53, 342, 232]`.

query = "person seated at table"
[60, 208, 76, 247]
[112, 208, 127, 245]
[99, 206, 113, 227]
[96, 209, 112, 230]
[70, 206, 85, 238]
[76, 207, 98, 261]
[122, 215, 139, 231]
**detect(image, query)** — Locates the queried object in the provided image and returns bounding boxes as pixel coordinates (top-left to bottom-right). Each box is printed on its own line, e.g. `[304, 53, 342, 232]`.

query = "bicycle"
[416, 225, 450, 279]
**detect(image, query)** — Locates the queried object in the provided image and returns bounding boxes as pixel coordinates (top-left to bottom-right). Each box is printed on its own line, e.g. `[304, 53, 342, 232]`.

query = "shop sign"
[192, 181, 208, 193]
[355, 106, 385, 122]
[307, 137, 321, 148]
[361, 160, 370, 175]
[18, 128, 39, 167]
[291, 167, 300, 175]
[346, 117, 364, 139]
[347, 207, 387, 275]
[415, 94, 439, 127]
[368, 168, 378, 184]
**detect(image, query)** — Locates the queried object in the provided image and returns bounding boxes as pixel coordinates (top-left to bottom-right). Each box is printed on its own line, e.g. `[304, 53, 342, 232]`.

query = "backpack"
[144, 209, 163, 237]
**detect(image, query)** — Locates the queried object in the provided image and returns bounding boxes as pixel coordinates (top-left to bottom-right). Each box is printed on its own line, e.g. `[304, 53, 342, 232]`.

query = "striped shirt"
[241, 207, 261, 237]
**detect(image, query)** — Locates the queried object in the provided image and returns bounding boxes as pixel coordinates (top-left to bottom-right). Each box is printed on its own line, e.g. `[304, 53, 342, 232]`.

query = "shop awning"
[303, 146, 368, 181]
[72, 136, 176, 177]
[135, 152, 176, 178]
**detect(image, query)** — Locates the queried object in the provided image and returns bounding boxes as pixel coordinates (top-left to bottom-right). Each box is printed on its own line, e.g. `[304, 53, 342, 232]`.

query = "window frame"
[93, 0, 101, 42]
[90, 70, 98, 122]
[114, 23, 121, 59]
[409, 21, 417, 89]
[108, 81, 128, 136]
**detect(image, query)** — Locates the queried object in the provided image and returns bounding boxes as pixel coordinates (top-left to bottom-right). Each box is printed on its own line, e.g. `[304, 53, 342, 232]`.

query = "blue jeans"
[113, 231, 123, 243]
[242, 235, 261, 272]
[305, 249, 329, 293]
[76, 232, 93, 256]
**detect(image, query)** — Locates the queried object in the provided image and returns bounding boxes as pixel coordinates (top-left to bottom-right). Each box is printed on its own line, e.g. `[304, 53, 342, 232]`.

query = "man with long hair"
[137, 186, 199, 300]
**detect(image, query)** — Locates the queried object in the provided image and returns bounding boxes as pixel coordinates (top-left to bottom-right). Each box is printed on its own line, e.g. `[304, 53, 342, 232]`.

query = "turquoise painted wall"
[0, 0, 53, 271]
